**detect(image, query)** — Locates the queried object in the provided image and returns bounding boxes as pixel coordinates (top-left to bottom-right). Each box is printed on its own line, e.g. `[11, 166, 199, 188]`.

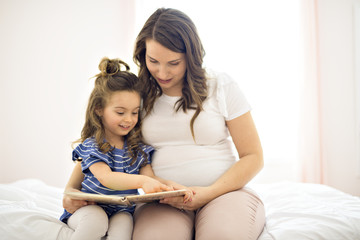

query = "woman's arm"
[211, 111, 263, 194]
[161, 111, 263, 210]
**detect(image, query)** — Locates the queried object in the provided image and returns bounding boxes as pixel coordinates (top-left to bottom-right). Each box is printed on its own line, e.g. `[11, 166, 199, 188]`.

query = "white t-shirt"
[142, 71, 251, 186]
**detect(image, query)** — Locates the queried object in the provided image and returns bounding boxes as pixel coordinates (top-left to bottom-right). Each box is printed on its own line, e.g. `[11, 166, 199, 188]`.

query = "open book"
[64, 189, 187, 206]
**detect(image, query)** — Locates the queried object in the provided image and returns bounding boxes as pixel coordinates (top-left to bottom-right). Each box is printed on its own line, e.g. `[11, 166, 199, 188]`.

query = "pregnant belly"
[151, 144, 236, 186]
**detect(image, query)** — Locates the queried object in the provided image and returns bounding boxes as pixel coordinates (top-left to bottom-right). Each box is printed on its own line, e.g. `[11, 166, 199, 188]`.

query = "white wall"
[0, 0, 136, 188]
[317, 0, 360, 196]
[0, 0, 303, 189]
[1, 0, 359, 196]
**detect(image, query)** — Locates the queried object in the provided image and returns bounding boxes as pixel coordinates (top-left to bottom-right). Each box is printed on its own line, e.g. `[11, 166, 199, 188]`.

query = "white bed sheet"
[0, 179, 68, 240]
[0, 179, 359, 240]
[251, 182, 360, 239]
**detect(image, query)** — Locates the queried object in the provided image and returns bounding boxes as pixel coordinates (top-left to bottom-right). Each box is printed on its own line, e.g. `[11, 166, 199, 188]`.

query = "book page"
[64, 189, 187, 206]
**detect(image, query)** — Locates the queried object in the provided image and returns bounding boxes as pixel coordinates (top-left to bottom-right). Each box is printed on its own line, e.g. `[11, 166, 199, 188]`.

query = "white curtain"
[298, 0, 326, 184]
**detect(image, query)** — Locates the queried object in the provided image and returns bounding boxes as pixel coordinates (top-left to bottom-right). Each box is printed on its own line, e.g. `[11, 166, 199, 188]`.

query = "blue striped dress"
[60, 137, 154, 223]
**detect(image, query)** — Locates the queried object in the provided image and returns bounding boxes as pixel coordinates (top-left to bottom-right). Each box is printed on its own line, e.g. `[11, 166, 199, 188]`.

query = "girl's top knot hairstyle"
[98, 58, 130, 77]
[134, 8, 208, 140]
[93, 57, 142, 97]
[77, 57, 147, 165]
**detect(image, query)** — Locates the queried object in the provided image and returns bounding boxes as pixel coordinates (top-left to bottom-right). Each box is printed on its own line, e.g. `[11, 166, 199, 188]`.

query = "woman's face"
[145, 39, 187, 96]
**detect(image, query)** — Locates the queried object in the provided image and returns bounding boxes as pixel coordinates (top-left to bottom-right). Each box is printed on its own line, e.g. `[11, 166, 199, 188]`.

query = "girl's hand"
[182, 188, 194, 204]
[159, 181, 197, 206]
[160, 186, 212, 211]
[141, 177, 173, 193]
[62, 188, 95, 214]
[171, 184, 195, 204]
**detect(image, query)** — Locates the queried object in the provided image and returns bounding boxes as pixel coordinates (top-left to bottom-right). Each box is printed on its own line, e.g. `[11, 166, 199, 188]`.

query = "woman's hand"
[62, 188, 95, 214]
[160, 186, 212, 211]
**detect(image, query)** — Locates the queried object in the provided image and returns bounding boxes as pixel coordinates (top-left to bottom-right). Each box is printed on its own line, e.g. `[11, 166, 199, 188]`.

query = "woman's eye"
[132, 112, 139, 115]
[169, 62, 179, 66]
[117, 112, 124, 115]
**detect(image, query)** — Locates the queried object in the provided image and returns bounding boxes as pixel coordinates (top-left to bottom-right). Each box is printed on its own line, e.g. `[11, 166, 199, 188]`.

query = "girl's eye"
[117, 112, 124, 115]
[169, 62, 179, 66]
[132, 112, 139, 115]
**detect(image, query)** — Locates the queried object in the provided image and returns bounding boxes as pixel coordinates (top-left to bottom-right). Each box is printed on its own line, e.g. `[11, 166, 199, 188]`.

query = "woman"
[64, 8, 265, 240]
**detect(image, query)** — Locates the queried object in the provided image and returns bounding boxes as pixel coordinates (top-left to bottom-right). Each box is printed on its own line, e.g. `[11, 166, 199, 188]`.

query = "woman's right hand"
[62, 188, 95, 214]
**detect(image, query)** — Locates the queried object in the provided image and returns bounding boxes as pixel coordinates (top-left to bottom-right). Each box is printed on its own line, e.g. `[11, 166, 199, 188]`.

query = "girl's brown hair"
[133, 8, 207, 140]
[78, 57, 146, 165]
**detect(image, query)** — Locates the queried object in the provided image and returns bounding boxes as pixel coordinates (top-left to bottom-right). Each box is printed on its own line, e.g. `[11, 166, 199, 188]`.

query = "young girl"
[60, 57, 173, 240]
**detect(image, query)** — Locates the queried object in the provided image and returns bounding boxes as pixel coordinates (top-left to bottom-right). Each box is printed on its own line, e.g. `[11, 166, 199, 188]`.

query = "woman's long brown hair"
[134, 8, 208, 140]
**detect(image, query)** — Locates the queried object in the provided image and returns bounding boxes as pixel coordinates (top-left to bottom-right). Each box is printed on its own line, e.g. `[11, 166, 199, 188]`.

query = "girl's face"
[145, 39, 187, 96]
[98, 90, 141, 147]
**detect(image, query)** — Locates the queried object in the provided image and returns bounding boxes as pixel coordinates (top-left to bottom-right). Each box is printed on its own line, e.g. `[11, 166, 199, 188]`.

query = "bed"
[0, 179, 359, 239]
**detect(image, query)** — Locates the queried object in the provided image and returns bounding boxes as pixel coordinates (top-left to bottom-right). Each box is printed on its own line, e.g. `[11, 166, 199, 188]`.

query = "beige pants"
[132, 188, 265, 240]
[64, 205, 133, 240]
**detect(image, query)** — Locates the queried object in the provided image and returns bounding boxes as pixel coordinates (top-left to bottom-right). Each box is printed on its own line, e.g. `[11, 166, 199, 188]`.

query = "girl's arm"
[89, 162, 172, 193]
[139, 164, 175, 186]
[62, 161, 93, 213]
[140, 164, 194, 203]
[65, 161, 84, 191]
[161, 111, 263, 210]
